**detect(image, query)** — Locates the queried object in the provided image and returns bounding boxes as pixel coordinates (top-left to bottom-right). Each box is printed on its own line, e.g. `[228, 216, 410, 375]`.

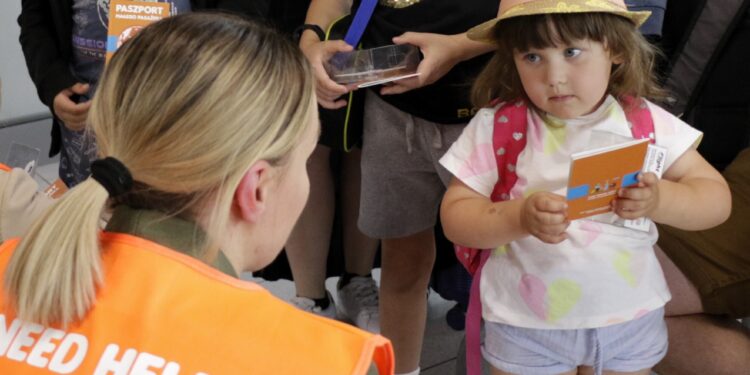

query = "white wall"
[0, 1, 51, 125]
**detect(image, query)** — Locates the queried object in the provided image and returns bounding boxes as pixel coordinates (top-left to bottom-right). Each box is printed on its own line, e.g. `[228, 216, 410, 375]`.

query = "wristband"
[293, 24, 325, 42]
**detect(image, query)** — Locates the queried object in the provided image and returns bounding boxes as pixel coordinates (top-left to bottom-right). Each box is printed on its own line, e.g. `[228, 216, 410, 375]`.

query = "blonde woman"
[0, 13, 393, 375]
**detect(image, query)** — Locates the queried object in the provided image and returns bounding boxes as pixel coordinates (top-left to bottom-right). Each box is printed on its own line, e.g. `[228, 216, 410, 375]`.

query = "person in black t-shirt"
[299, 1, 501, 373]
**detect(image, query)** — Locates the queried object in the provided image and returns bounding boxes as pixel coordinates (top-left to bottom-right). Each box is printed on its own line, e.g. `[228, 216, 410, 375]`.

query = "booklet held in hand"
[566, 138, 649, 220]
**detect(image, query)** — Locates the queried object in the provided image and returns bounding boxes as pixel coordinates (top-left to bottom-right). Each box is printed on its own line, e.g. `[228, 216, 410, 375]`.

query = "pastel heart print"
[494, 244, 509, 256]
[609, 104, 628, 125]
[498, 115, 509, 124]
[544, 123, 567, 155]
[497, 147, 506, 156]
[519, 274, 582, 322]
[512, 176, 529, 197]
[517, 175, 528, 184]
[578, 220, 603, 246]
[456, 143, 496, 179]
[515, 101, 523, 107]
[606, 317, 627, 325]
[529, 115, 545, 152]
[519, 274, 547, 320]
[613, 250, 647, 288]
[507, 164, 516, 172]
[547, 279, 582, 323]
[512, 132, 523, 141]
[523, 188, 541, 199]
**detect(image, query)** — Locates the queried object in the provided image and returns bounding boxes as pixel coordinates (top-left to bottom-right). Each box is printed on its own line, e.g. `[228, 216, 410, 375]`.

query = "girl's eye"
[564, 48, 582, 58]
[524, 53, 541, 63]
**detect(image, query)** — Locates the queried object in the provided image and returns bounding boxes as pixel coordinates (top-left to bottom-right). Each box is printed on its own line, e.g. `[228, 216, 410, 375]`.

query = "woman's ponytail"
[4, 179, 109, 326]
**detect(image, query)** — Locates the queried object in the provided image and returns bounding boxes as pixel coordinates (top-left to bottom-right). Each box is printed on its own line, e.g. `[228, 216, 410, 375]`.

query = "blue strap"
[344, 0, 378, 46]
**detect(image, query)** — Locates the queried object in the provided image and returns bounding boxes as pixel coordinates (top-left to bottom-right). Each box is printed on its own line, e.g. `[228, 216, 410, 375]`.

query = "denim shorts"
[482, 308, 668, 375]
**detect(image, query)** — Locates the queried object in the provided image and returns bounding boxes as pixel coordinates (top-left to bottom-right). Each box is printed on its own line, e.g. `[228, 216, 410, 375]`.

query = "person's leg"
[380, 228, 435, 374]
[656, 315, 750, 375]
[337, 148, 381, 331]
[285, 145, 336, 315]
[654, 245, 750, 374]
[358, 92, 457, 372]
[654, 245, 703, 316]
[341, 148, 378, 275]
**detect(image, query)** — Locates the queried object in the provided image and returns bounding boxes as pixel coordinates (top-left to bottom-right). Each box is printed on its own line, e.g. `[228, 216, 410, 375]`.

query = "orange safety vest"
[0, 233, 394, 375]
[0, 163, 10, 172]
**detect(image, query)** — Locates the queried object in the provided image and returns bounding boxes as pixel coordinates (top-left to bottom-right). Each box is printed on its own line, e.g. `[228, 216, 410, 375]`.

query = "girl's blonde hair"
[4, 13, 315, 326]
[472, 12, 665, 108]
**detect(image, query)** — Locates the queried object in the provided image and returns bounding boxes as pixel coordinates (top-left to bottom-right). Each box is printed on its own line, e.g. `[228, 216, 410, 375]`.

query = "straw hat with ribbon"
[468, 0, 651, 43]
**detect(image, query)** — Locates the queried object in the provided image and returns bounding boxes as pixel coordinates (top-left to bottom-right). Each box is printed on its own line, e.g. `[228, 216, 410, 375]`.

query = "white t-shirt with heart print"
[440, 95, 702, 329]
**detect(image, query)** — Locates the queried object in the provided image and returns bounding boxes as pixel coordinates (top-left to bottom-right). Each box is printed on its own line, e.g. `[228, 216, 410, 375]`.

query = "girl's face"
[513, 38, 618, 119]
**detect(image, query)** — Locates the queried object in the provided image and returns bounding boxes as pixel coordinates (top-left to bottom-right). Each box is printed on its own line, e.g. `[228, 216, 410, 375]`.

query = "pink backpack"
[457, 96, 656, 375]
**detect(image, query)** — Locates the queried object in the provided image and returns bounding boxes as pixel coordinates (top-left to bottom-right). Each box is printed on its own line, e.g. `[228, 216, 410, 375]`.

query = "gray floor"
[241, 270, 465, 375]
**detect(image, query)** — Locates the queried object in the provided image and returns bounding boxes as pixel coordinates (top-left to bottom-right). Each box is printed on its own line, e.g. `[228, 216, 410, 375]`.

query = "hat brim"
[468, 3, 651, 43]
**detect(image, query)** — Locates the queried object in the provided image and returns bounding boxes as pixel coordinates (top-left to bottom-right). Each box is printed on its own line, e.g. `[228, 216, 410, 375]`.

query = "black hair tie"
[90, 157, 133, 197]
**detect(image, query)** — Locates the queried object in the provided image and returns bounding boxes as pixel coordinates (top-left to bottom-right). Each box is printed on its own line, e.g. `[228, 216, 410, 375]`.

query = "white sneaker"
[337, 276, 380, 333]
[289, 291, 337, 320]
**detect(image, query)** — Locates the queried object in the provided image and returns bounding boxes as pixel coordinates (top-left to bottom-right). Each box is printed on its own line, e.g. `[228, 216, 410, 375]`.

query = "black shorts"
[318, 90, 364, 151]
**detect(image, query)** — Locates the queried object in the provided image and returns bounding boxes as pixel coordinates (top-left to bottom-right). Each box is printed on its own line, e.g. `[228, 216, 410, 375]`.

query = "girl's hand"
[613, 172, 659, 220]
[520, 192, 570, 244]
[299, 39, 354, 109]
[380, 32, 463, 95]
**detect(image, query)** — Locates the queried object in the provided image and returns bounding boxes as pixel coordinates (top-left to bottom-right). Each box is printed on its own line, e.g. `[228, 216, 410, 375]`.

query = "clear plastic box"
[325, 44, 421, 87]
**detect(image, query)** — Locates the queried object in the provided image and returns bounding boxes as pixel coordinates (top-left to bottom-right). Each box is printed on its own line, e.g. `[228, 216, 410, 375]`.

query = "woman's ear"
[234, 161, 272, 223]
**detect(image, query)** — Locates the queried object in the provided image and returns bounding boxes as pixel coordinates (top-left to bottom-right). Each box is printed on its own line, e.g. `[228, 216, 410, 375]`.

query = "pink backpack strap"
[491, 99, 529, 199]
[453, 99, 529, 273]
[622, 96, 656, 143]
[461, 99, 528, 375]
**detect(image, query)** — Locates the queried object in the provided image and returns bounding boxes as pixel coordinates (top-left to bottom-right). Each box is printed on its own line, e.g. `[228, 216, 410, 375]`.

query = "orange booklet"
[565, 138, 649, 220]
[106, 0, 171, 62]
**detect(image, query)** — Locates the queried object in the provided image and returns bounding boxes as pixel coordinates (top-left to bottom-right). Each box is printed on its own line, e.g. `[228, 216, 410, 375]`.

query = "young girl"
[439, 1, 731, 374]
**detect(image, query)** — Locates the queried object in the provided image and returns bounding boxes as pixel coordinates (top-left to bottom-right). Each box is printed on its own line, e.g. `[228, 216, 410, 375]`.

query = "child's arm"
[614, 149, 731, 230]
[440, 178, 570, 249]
